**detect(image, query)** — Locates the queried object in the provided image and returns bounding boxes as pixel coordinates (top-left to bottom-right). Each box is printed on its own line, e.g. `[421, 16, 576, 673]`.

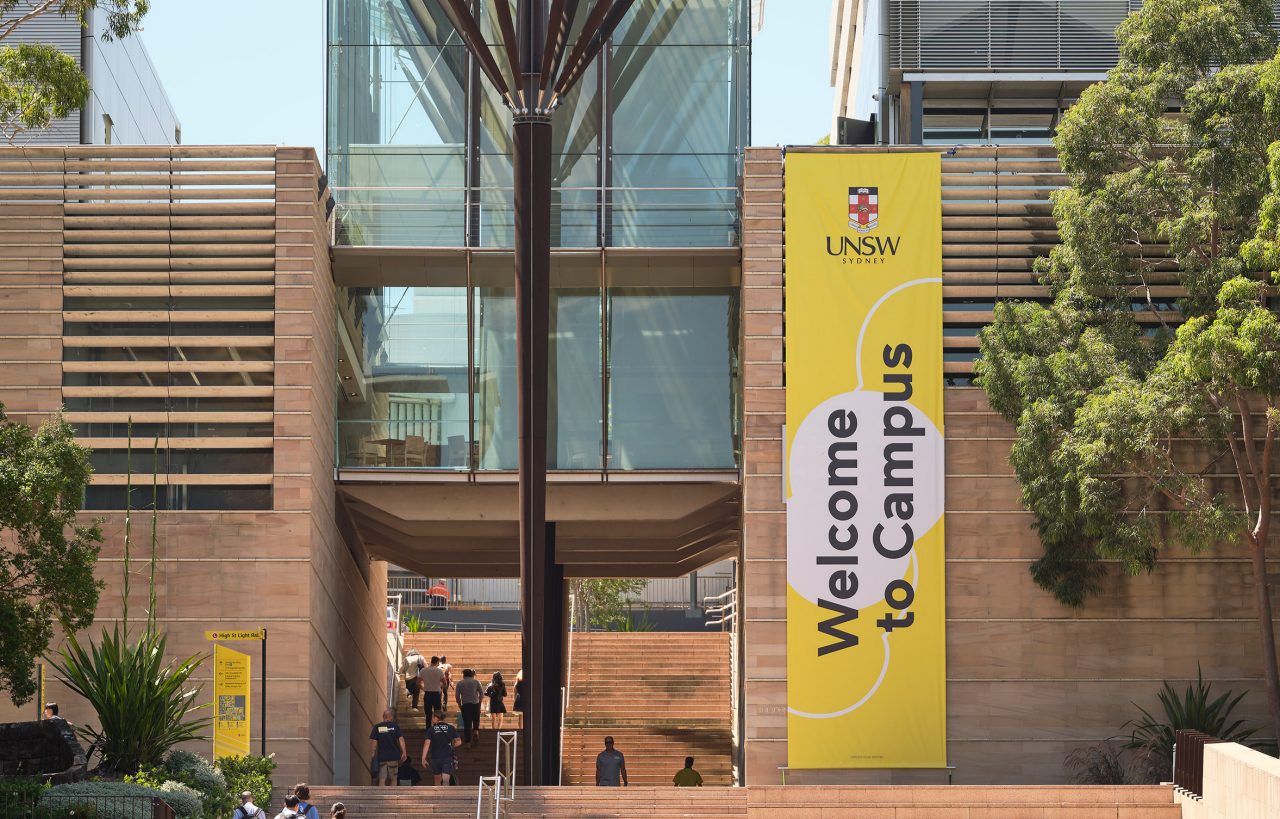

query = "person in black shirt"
[368, 708, 408, 786]
[421, 709, 462, 785]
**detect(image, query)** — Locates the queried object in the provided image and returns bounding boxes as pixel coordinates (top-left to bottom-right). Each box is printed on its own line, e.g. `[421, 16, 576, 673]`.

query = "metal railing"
[1, 794, 177, 819]
[391, 574, 735, 611]
[401, 620, 522, 633]
[705, 584, 741, 785]
[703, 587, 737, 630]
[386, 594, 404, 709]
[476, 730, 518, 818]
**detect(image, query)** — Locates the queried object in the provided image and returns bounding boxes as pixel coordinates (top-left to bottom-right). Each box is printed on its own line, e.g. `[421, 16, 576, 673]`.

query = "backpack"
[234, 807, 265, 819]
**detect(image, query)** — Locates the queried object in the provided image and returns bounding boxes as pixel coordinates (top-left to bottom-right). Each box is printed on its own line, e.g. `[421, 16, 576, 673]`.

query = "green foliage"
[49, 436, 209, 775]
[0, 404, 101, 705]
[977, 5, 1280, 635]
[616, 605, 658, 632]
[127, 750, 230, 818]
[51, 625, 210, 775]
[978, 0, 1280, 740]
[215, 755, 275, 815]
[1123, 667, 1260, 779]
[0, 1, 148, 143]
[402, 612, 434, 632]
[41, 781, 183, 819]
[0, 44, 88, 139]
[570, 579, 648, 631]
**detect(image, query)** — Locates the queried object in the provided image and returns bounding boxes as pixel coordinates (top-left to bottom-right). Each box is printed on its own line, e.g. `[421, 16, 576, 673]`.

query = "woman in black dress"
[486, 671, 508, 730]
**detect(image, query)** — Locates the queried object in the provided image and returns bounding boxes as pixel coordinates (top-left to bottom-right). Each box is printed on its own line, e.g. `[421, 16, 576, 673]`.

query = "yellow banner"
[784, 152, 946, 769]
[213, 644, 251, 758]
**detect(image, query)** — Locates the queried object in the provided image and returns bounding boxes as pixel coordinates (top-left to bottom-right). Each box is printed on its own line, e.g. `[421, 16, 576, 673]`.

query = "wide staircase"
[561, 632, 734, 787]
[397, 632, 523, 786]
[299, 784, 1181, 818]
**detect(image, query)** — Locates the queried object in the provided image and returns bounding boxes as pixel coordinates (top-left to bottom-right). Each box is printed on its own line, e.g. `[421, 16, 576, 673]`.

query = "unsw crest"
[848, 187, 879, 234]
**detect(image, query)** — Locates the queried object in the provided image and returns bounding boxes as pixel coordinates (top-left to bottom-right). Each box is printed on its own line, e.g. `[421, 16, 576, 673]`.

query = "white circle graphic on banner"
[786, 389, 943, 609]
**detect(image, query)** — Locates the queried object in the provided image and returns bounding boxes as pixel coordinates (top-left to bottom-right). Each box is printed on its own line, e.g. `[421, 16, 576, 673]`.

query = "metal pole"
[514, 106, 553, 785]
[260, 629, 267, 757]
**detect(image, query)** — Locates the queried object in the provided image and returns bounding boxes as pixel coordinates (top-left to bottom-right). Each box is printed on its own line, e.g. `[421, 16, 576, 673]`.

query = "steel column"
[513, 103, 556, 784]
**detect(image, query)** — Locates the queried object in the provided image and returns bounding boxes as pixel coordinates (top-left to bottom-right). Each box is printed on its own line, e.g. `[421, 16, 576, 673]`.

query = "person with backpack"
[402, 647, 426, 711]
[273, 796, 302, 819]
[233, 791, 265, 819]
[293, 784, 319, 819]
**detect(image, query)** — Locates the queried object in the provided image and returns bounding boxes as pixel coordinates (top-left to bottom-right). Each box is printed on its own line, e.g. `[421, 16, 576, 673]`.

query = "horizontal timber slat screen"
[0, 146, 330, 511]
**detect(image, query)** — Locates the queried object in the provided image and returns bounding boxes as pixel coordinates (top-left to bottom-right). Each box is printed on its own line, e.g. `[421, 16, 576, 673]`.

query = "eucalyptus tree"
[0, 0, 147, 142]
[976, 0, 1280, 740]
[0, 405, 100, 704]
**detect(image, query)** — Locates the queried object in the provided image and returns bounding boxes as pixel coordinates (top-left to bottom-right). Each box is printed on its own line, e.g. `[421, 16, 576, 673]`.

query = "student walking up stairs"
[561, 632, 734, 786]
[396, 632, 523, 786]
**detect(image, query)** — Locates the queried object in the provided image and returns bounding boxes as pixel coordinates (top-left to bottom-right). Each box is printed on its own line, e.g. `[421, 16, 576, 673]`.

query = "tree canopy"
[0, 405, 102, 704]
[976, 0, 1280, 739]
[0, 0, 148, 143]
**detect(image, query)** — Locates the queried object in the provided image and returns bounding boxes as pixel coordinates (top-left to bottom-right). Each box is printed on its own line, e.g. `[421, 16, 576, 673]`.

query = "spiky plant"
[1123, 665, 1260, 779]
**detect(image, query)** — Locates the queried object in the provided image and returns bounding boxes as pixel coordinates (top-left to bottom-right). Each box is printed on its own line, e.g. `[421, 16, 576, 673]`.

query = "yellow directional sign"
[205, 630, 265, 641]
[213, 644, 251, 758]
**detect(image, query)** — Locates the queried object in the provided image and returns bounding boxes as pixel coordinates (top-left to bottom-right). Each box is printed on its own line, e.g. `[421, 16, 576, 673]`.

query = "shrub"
[155, 781, 202, 818]
[216, 754, 276, 814]
[1124, 666, 1261, 779]
[1064, 740, 1157, 785]
[50, 624, 210, 775]
[41, 781, 177, 819]
[127, 750, 231, 818]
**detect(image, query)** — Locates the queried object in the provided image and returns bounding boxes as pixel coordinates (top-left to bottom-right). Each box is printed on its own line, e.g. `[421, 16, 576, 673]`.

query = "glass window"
[337, 259, 471, 469]
[606, 254, 740, 470]
[328, 0, 749, 248]
[609, 44, 743, 246]
[550, 255, 603, 469]
[473, 256, 517, 469]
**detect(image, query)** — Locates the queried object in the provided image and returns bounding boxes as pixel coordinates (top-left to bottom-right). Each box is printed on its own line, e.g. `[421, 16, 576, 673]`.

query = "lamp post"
[435, 0, 637, 785]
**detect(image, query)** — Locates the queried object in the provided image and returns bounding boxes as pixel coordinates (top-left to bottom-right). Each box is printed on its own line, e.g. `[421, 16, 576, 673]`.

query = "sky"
[139, 0, 834, 154]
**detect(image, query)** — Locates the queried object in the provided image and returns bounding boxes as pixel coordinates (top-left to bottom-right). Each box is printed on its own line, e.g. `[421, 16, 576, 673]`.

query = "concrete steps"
[562, 632, 734, 787]
[293, 785, 1181, 819]
[395, 630, 737, 787]
[746, 785, 1182, 818]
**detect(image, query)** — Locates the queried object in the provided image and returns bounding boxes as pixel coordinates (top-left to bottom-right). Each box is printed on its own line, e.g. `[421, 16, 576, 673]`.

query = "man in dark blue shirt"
[368, 708, 408, 787]
[422, 709, 462, 785]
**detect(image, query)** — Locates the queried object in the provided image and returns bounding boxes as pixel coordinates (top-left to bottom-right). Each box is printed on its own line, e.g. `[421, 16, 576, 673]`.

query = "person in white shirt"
[273, 795, 302, 819]
[420, 656, 446, 715]
[402, 648, 425, 711]
[439, 655, 453, 713]
[233, 791, 265, 819]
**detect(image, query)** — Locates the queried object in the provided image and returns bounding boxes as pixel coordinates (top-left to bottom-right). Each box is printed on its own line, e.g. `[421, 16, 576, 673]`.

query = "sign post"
[206, 628, 267, 757]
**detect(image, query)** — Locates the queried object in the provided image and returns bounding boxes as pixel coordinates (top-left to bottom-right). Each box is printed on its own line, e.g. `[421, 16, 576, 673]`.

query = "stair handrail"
[704, 581, 741, 784]
[385, 593, 404, 709]
[704, 587, 737, 629]
[475, 774, 501, 819]
[495, 730, 518, 801]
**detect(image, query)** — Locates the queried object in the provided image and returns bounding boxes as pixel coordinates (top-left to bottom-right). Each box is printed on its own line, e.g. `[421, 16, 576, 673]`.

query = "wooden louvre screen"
[0, 146, 290, 509]
[937, 144, 1178, 382]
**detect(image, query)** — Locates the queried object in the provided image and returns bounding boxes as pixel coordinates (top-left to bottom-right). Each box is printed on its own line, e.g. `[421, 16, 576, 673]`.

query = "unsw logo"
[849, 186, 878, 233]
[825, 185, 901, 262]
